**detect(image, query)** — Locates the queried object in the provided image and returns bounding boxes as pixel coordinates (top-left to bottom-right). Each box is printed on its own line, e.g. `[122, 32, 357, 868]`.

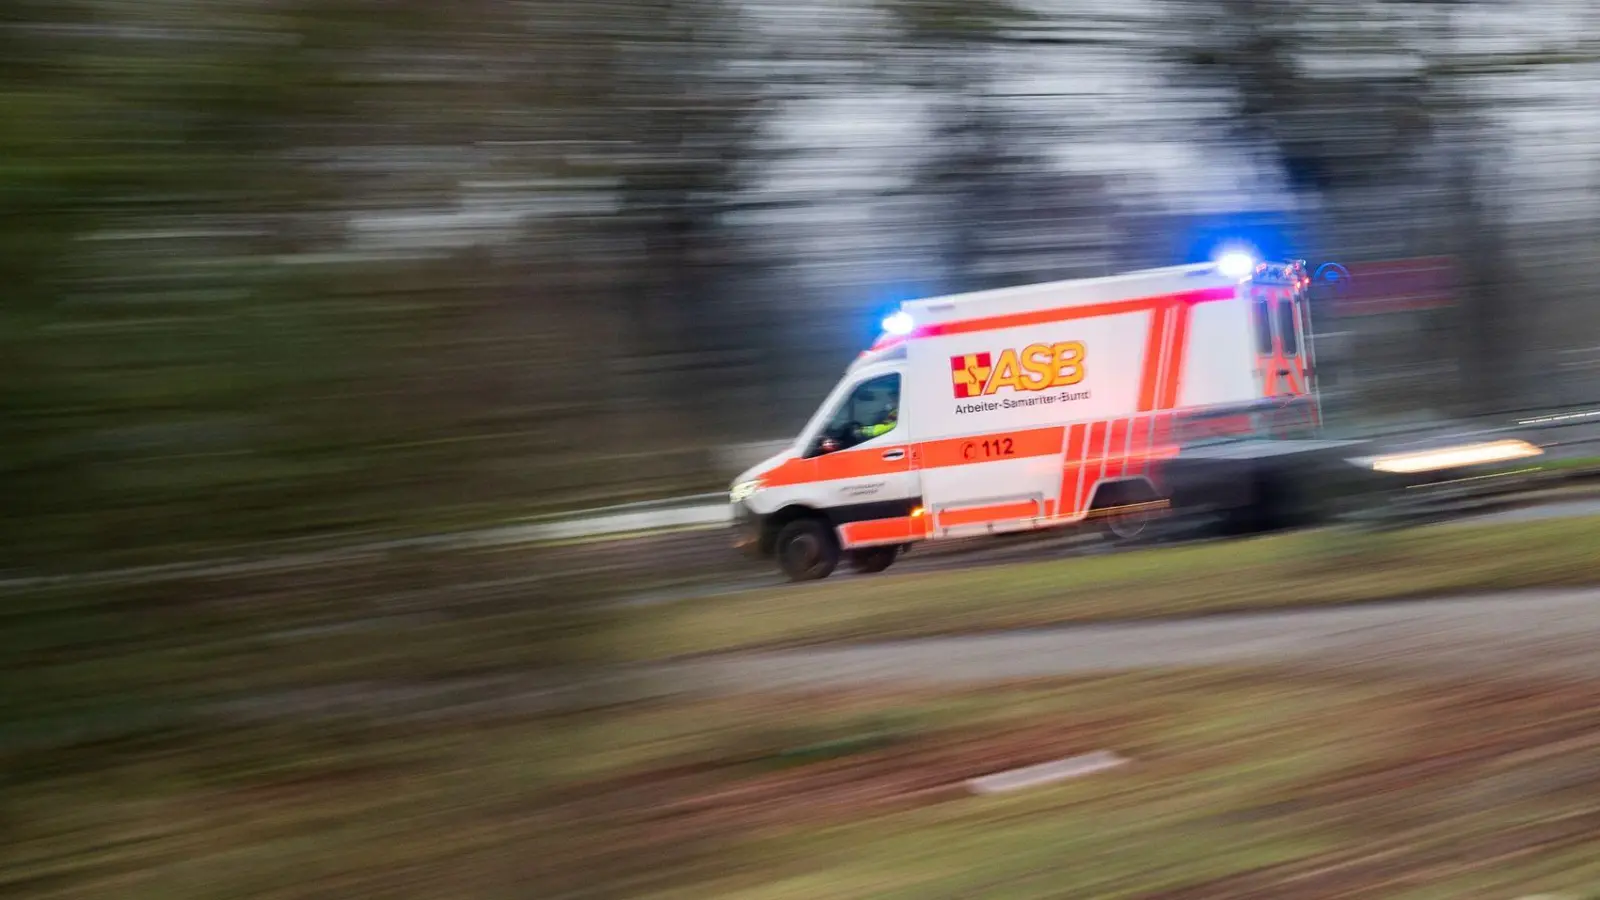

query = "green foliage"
[1, 4, 376, 565]
[0, 0, 767, 569]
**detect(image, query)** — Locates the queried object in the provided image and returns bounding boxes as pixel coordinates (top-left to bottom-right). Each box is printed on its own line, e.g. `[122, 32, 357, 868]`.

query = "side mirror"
[819, 437, 841, 455]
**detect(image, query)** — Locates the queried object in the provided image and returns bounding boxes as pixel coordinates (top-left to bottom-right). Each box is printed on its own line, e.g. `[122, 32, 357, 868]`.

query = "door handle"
[881, 449, 906, 461]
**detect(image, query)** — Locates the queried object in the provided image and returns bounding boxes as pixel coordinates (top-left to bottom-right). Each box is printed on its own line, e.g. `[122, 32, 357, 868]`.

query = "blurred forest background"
[13, 4, 1600, 898]
[6, 0, 1600, 571]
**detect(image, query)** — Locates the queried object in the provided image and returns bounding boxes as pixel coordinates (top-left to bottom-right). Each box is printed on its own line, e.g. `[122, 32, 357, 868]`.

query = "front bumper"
[731, 501, 764, 557]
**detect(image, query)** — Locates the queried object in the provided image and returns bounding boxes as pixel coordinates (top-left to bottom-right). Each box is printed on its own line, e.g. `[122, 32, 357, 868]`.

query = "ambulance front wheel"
[775, 518, 840, 582]
[848, 546, 898, 575]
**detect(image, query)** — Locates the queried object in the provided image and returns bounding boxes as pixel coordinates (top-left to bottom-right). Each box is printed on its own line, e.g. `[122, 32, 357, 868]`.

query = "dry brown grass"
[13, 670, 1600, 899]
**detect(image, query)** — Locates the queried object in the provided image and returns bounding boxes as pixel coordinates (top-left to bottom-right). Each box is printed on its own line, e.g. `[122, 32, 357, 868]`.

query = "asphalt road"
[1457, 497, 1600, 527]
[651, 588, 1600, 694]
[226, 586, 1600, 724]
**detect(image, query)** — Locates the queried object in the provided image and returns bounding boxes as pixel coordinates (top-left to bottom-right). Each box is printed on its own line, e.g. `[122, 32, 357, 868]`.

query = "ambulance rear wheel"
[775, 518, 839, 582]
[1092, 480, 1162, 543]
[848, 546, 898, 575]
[1105, 510, 1152, 542]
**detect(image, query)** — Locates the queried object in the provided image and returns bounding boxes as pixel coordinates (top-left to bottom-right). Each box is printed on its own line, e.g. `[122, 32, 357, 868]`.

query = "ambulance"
[729, 256, 1325, 581]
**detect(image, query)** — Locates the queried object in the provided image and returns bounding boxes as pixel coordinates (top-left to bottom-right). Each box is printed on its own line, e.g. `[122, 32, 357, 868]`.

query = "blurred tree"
[876, 0, 1118, 293]
[0, 0, 494, 566]
[0, 0, 788, 569]
[1161, 0, 1586, 414]
[602, 0, 772, 440]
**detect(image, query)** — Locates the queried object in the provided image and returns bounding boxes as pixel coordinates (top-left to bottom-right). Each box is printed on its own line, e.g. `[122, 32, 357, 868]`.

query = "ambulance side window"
[809, 373, 900, 456]
[1253, 297, 1274, 355]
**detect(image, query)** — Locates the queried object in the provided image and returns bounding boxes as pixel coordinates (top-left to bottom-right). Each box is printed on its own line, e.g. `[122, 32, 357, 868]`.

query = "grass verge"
[625, 515, 1600, 657]
[12, 669, 1600, 899]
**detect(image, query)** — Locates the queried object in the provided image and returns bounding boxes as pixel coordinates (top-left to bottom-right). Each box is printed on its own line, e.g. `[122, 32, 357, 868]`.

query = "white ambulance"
[729, 257, 1322, 580]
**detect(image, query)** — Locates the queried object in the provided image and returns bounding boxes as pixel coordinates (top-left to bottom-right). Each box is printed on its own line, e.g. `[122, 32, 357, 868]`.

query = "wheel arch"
[1086, 476, 1162, 514]
[759, 503, 832, 556]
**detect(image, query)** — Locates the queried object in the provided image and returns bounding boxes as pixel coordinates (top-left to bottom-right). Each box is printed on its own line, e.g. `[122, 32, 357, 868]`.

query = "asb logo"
[950, 353, 993, 398]
[949, 342, 1086, 399]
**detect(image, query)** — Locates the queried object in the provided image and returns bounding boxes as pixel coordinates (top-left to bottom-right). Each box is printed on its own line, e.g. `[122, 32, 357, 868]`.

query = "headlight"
[729, 479, 763, 503]
[1367, 439, 1542, 474]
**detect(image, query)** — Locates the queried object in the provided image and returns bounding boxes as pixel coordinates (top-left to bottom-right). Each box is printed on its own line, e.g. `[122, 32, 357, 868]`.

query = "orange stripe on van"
[1057, 422, 1088, 513]
[760, 443, 911, 487]
[1077, 420, 1109, 513]
[817, 445, 911, 481]
[1157, 411, 1178, 447]
[1103, 418, 1131, 479]
[1126, 415, 1148, 477]
[1158, 302, 1192, 409]
[911, 287, 1236, 340]
[761, 409, 1199, 493]
[1081, 419, 1107, 512]
[758, 445, 908, 486]
[759, 456, 812, 488]
[937, 501, 1041, 529]
[919, 426, 1065, 469]
[838, 515, 930, 548]
[1094, 419, 1115, 482]
[1136, 307, 1169, 412]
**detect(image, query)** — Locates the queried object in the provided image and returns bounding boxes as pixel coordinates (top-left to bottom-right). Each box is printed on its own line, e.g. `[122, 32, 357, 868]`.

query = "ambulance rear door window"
[1253, 297, 1273, 355]
[1278, 300, 1299, 356]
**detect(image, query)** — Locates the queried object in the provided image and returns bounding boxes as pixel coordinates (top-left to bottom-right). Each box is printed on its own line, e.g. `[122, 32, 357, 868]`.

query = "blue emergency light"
[1215, 251, 1258, 279]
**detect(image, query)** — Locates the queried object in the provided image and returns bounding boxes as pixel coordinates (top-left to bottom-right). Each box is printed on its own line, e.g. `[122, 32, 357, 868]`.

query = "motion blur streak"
[11, 1, 1600, 899]
[1369, 439, 1545, 474]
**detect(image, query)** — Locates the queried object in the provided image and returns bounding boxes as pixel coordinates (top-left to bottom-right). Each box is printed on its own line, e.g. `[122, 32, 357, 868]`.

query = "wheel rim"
[784, 534, 821, 574]
[1108, 512, 1149, 540]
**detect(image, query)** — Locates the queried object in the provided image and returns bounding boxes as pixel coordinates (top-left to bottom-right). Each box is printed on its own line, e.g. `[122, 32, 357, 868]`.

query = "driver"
[857, 400, 898, 439]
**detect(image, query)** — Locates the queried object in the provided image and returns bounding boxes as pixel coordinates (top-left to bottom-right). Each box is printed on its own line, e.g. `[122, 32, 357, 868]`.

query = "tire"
[775, 518, 840, 582]
[1093, 480, 1162, 543]
[1104, 509, 1152, 542]
[847, 546, 898, 574]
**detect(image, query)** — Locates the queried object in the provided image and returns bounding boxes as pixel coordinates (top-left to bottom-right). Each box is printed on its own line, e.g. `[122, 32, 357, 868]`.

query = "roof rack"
[1251, 259, 1311, 288]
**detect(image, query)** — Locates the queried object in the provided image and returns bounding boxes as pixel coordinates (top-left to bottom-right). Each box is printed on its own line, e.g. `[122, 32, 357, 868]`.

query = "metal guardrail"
[8, 407, 1600, 591]
[0, 493, 737, 591]
[494, 500, 729, 543]
[382, 407, 1600, 545]
[519, 492, 726, 523]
